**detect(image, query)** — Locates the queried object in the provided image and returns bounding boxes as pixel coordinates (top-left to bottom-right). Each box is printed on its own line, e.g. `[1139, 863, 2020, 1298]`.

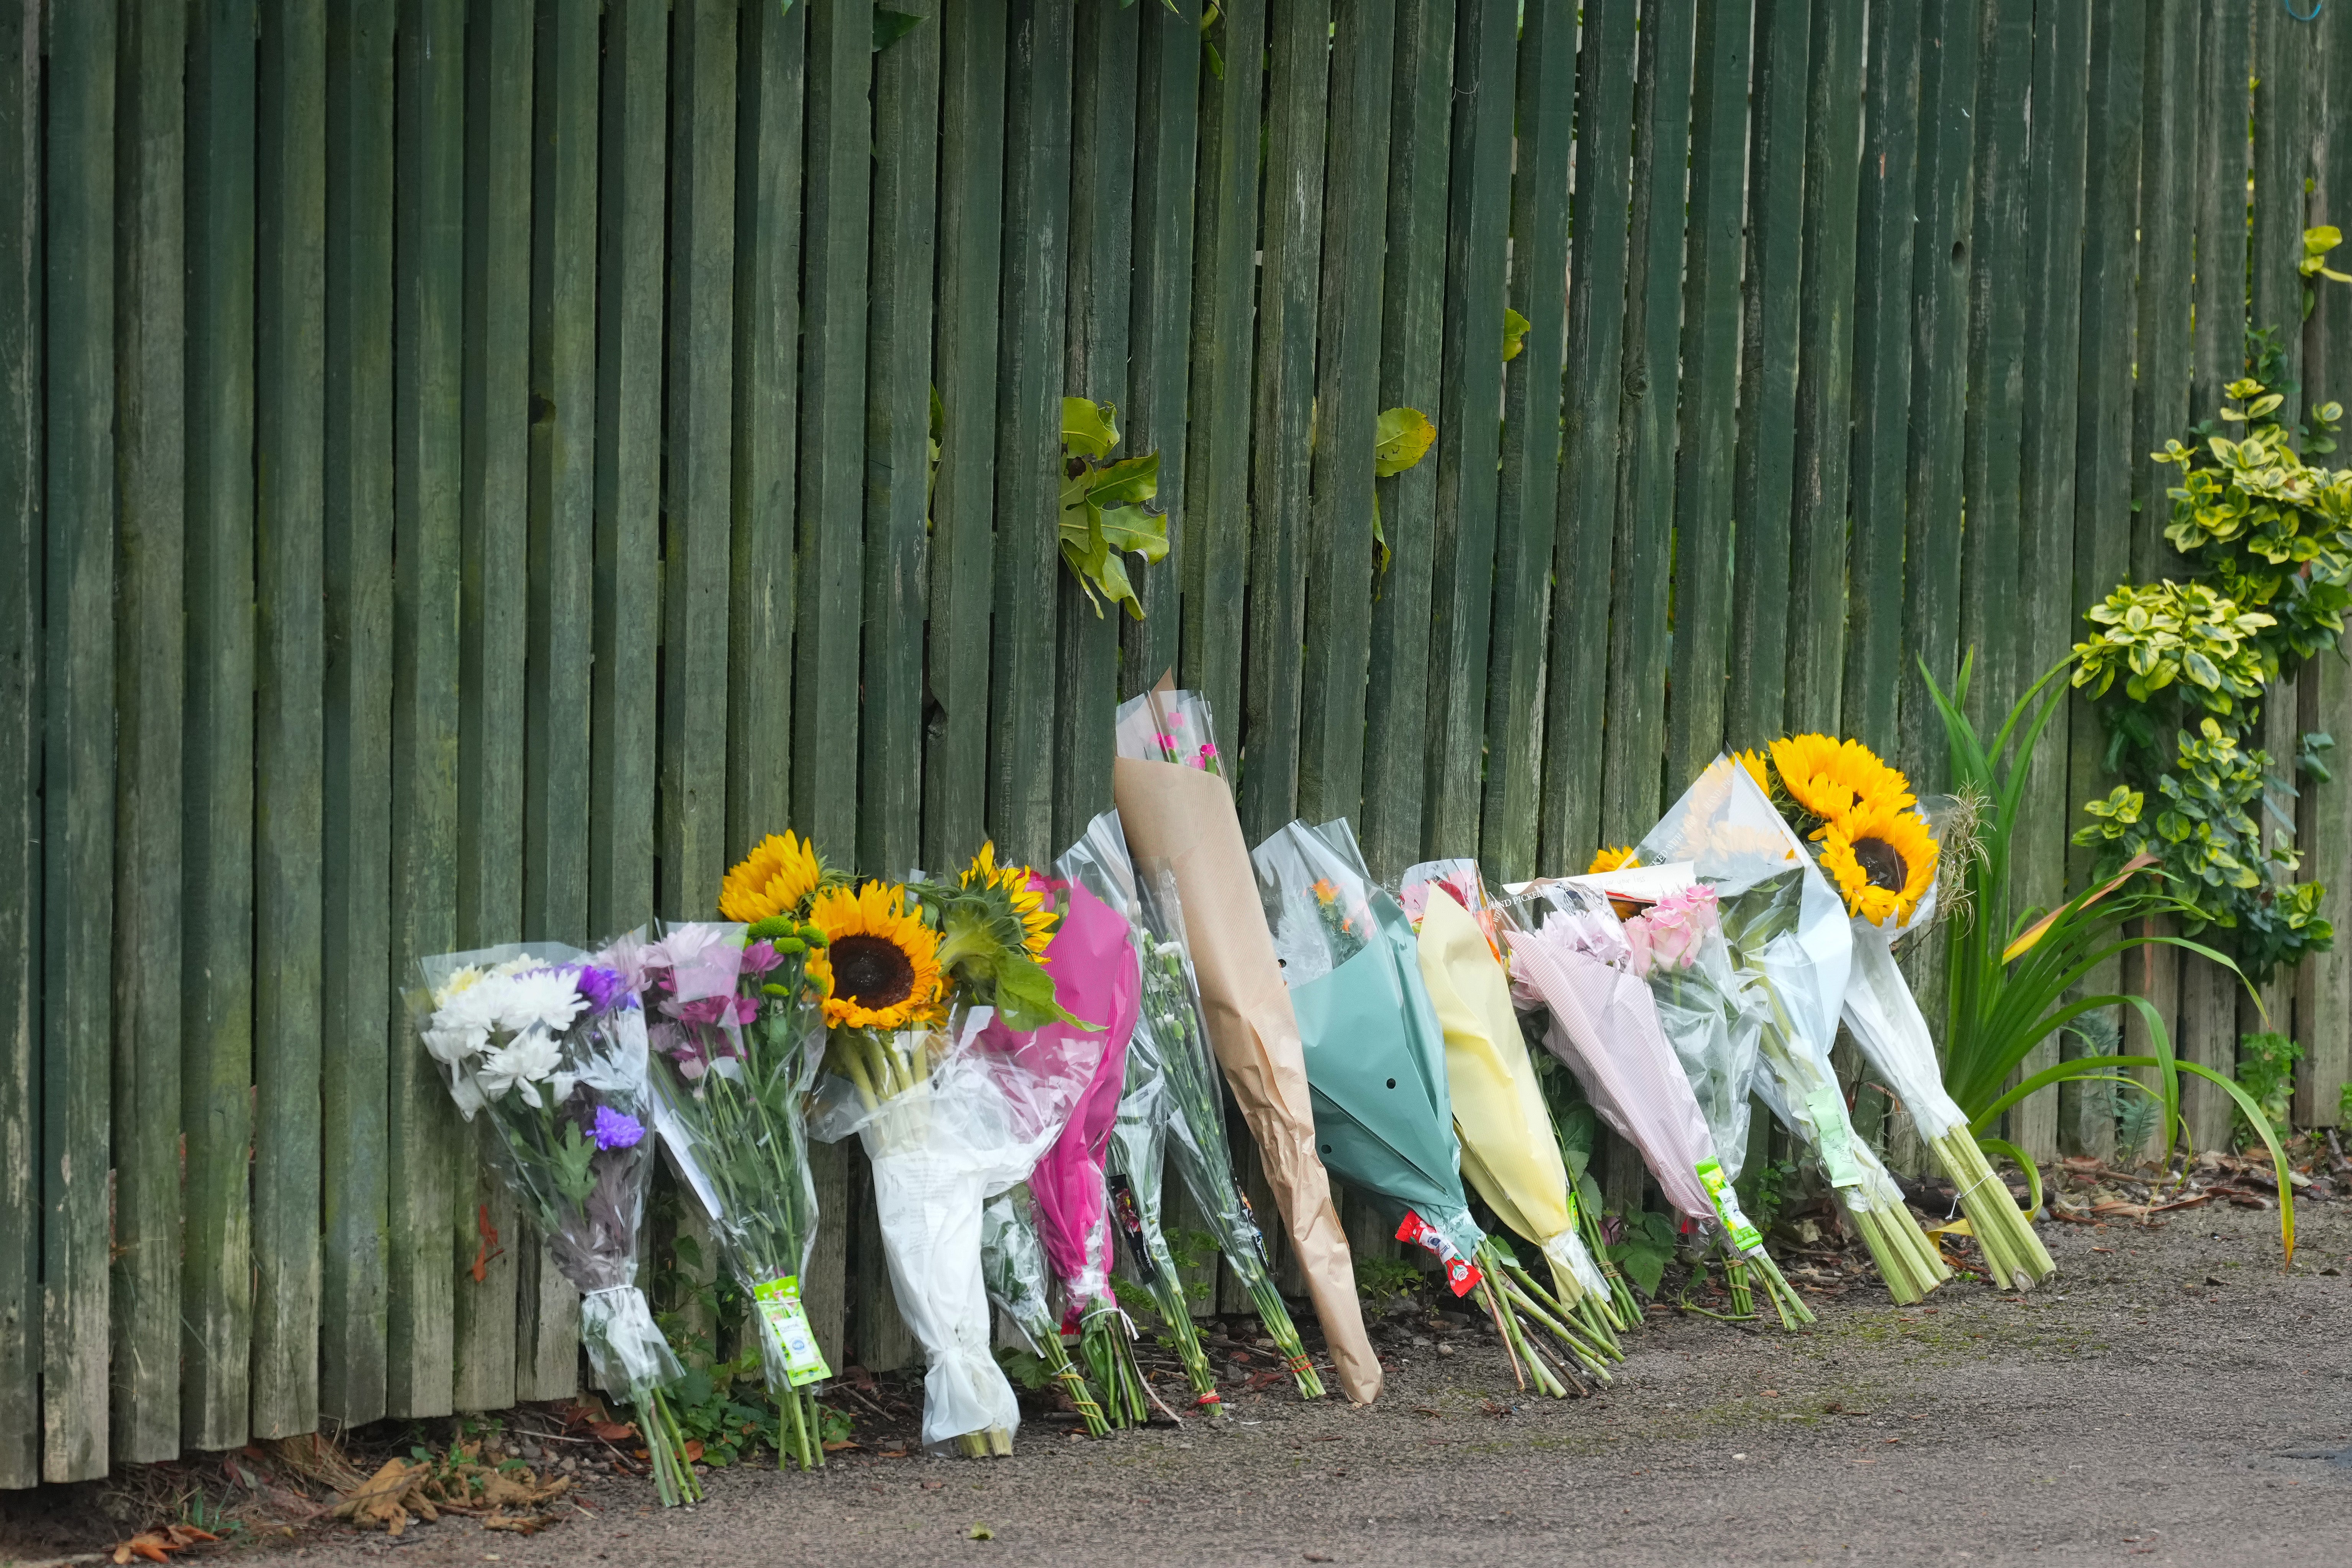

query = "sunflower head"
[719, 830, 836, 925]
[804, 881, 945, 1030]
[1588, 846, 1638, 876]
[960, 841, 1057, 959]
[1734, 749, 1775, 801]
[1817, 799, 1939, 926]
[1768, 734, 1915, 829]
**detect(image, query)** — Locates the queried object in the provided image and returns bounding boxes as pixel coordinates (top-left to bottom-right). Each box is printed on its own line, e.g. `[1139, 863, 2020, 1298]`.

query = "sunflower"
[1769, 734, 1915, 826]
[1734, 748, 1775, 800]
[1816, 799, 1938, 927]
[961, 841, 1056, 959]
[804, 881, 945, 1030]
[719, 830, 832, 925]
[1588, 846, 1638, 875]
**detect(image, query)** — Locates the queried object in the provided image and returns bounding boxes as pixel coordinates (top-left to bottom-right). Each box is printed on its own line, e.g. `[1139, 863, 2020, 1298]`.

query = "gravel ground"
[215, 1200, 2352, 1568]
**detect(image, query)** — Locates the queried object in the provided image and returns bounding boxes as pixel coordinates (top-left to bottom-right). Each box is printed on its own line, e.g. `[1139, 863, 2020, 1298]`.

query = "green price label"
[1804, 1086, 1863, 1188]
[1695, 1157, 1762, 1254]
[753, 1275, 832, 1388]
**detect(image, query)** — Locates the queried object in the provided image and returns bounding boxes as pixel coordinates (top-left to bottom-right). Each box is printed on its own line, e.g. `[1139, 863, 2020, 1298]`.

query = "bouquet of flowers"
[1499, 881, 1813, 1329]
[973, 866, 1153, 1428]
[1112, 681, 1377, 1402]
[1631, 756, 1951, 1304]
[1056, 811, 1222, 1415]
[622, 832, 840, 1472]
[1253, 820, 1601, 1397]
[413, 946, 701, 1505]
[804, 851, 1103, 1457]
[1397, 861, 1625, 1358]
[979, 1185, 1110, 1435]
[1132, 860, 1325, 1400]
[1739, 738, 2055, 1290]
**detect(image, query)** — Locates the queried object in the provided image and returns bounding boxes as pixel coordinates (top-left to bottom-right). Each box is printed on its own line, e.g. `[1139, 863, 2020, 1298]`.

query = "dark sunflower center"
[1852, 835, 1907, 892]
[832, 934, 914, 1010]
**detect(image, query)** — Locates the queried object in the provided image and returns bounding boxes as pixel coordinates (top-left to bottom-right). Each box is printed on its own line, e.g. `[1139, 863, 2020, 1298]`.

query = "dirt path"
[232, 1202, 2350, 1568]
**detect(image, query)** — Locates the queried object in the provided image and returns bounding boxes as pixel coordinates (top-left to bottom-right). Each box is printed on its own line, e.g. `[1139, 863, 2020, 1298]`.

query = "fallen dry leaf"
[113, 1524, 219, 1563]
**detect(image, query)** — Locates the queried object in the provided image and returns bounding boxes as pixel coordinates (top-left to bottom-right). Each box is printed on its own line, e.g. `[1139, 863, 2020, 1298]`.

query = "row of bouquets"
[400, 684, 2055, 1498]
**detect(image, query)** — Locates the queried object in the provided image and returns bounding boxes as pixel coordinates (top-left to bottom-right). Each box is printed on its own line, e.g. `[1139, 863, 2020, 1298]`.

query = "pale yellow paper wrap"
[1110, 755, 1381, 1403]
[1415, 892, 1587, 1301]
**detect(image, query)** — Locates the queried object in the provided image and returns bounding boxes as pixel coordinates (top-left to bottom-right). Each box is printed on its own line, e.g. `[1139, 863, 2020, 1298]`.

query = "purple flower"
[575, 964, 634, 1013]
[740, 939, 784, 977]
[592, 1106, 645, 1151]
[731, 994, 761, 1028]
[672, 994, 737, 1027]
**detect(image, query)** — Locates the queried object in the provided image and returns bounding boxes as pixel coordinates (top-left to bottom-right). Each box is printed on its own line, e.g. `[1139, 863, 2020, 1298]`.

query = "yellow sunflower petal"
[719, 830, 829, 925]
[807, 881, 945, 1030]
[1734, 749, 1774, 801]
[1587, 846, 1638, 875]
[1817, 799, 1938, 926]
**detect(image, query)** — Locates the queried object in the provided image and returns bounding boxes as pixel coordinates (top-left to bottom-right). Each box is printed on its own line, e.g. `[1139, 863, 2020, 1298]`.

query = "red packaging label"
[1394, 1211, 1483, 1297]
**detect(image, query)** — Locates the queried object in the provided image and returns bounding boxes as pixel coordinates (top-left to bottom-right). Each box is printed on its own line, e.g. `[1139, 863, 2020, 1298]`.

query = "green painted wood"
[988, 0, 1073, 868]
[0, 0, 41, 1492]
[1958, 0, 2029, 726]
[1424, 0, 1515, 859]
[1178, 0, 1263, 750]
[1476, 0, 1569, 883]
[1538, 0, 1632, 868]
[387, 0, 466, 1420]
[252, 0, 329, 1440]
[2251, 3, 2309, 426]
[922, 0, 1006, 869]
[1118, 0, 1201, 702]
[1360, 0, 1451, 880]
[2010, 0, 2091, 1165]
[590, 0, 665, 935]
[1053, 0, 1135, 852]
[1298, 0, 1396, 834]
[452, 0, 532, 1416]
[1838, 0, 1918, 764]
[662, 0, 738, 920]
[1897, 0, 1977, 788]
[726, 0, 806, 876]
[112, 0, 188, 1463]
[1598, 0, 1694, 848]
[1726, 0, 1810, 753]
[2132, 1, 2197, 589]
[791, 0, 870, 861]
[1784, 0, 1862, 738]
[2191, 5, 2251, 415]
[40, 0, 115, 1482]
[319, 0, 396, 1427]
[1239, 0, 1331, 849]
[848, 1146, 917, 1372]
[1661, 0, 1751, 797]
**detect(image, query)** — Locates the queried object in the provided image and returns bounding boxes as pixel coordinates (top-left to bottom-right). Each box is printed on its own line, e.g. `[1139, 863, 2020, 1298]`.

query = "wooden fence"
[5, 0, 2352, 1485]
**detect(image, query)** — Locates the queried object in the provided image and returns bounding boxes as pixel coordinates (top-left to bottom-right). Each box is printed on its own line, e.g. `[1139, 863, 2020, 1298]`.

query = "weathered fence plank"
[253, 0, 328, 1438]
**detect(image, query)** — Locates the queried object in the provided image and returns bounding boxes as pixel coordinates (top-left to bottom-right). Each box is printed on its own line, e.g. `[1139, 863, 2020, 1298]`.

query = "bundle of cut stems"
[979, 1191, 1109, 1437]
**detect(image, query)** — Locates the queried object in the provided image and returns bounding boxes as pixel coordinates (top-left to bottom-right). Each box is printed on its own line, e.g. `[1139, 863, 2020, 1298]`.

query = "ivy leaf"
[1501, 307, 1531, 362]
[1061, 396, 1120, 460]
[873, 7, 924, 51]
[1373, 406, 1435, 477]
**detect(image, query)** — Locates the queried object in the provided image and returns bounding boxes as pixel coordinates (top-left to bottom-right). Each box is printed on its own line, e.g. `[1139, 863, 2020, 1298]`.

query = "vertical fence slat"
[112, 0, 187, 1464]
[1784, 0, 1862, 738]
[451, 0, 532, 1414]
[1297, 0, 1395, 836]
[320, 0, 395, 1426]
[0, 0, 41, 1490]
[1726, 0, 1809, 753]
[1661, 0, 1750, 794]
[724, 0, 803, 873]
[252, 0, 328, 1437]
[1051, 0, 1132, 851]
[1237, 0, 1330, 847]
[1476, 0, 1570, 883]
[1597, 0, 1694, 846]
[1360, 0, 1452, 879]
[988, 0, 1073, 867]
[1538, 0, 1632, 868]
[590, 0, 665, 936]
[1179, 0, 1263, 746]
[1898, 0, 1976, 786]
[1838, 0, 1917, 764]
[2251, 5, 2308, 424]
[2010, 0, 2091, 1165]
[791, 0, 869, 860]
[387, 0, 465, 1419]
[1957, 0, 2029, 725]
[1423, 0, 1515, 859]
[41, 0, 115, 1482]
[661, 0, 737, 921]
[862, 2, 938, 879]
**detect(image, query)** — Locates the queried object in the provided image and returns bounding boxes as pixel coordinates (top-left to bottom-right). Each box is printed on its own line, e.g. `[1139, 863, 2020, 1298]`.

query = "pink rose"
[1628, 884, 1719, 973]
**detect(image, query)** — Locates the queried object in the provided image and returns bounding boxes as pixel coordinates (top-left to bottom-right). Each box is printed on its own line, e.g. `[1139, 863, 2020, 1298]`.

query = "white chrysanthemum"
[496, 968, 589, 1037]
[431, 974, 508, 1045]
[433, 964, 488, 1007]
[478, 1028, 563, 1104]
[422, 1024, 486, 1066]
